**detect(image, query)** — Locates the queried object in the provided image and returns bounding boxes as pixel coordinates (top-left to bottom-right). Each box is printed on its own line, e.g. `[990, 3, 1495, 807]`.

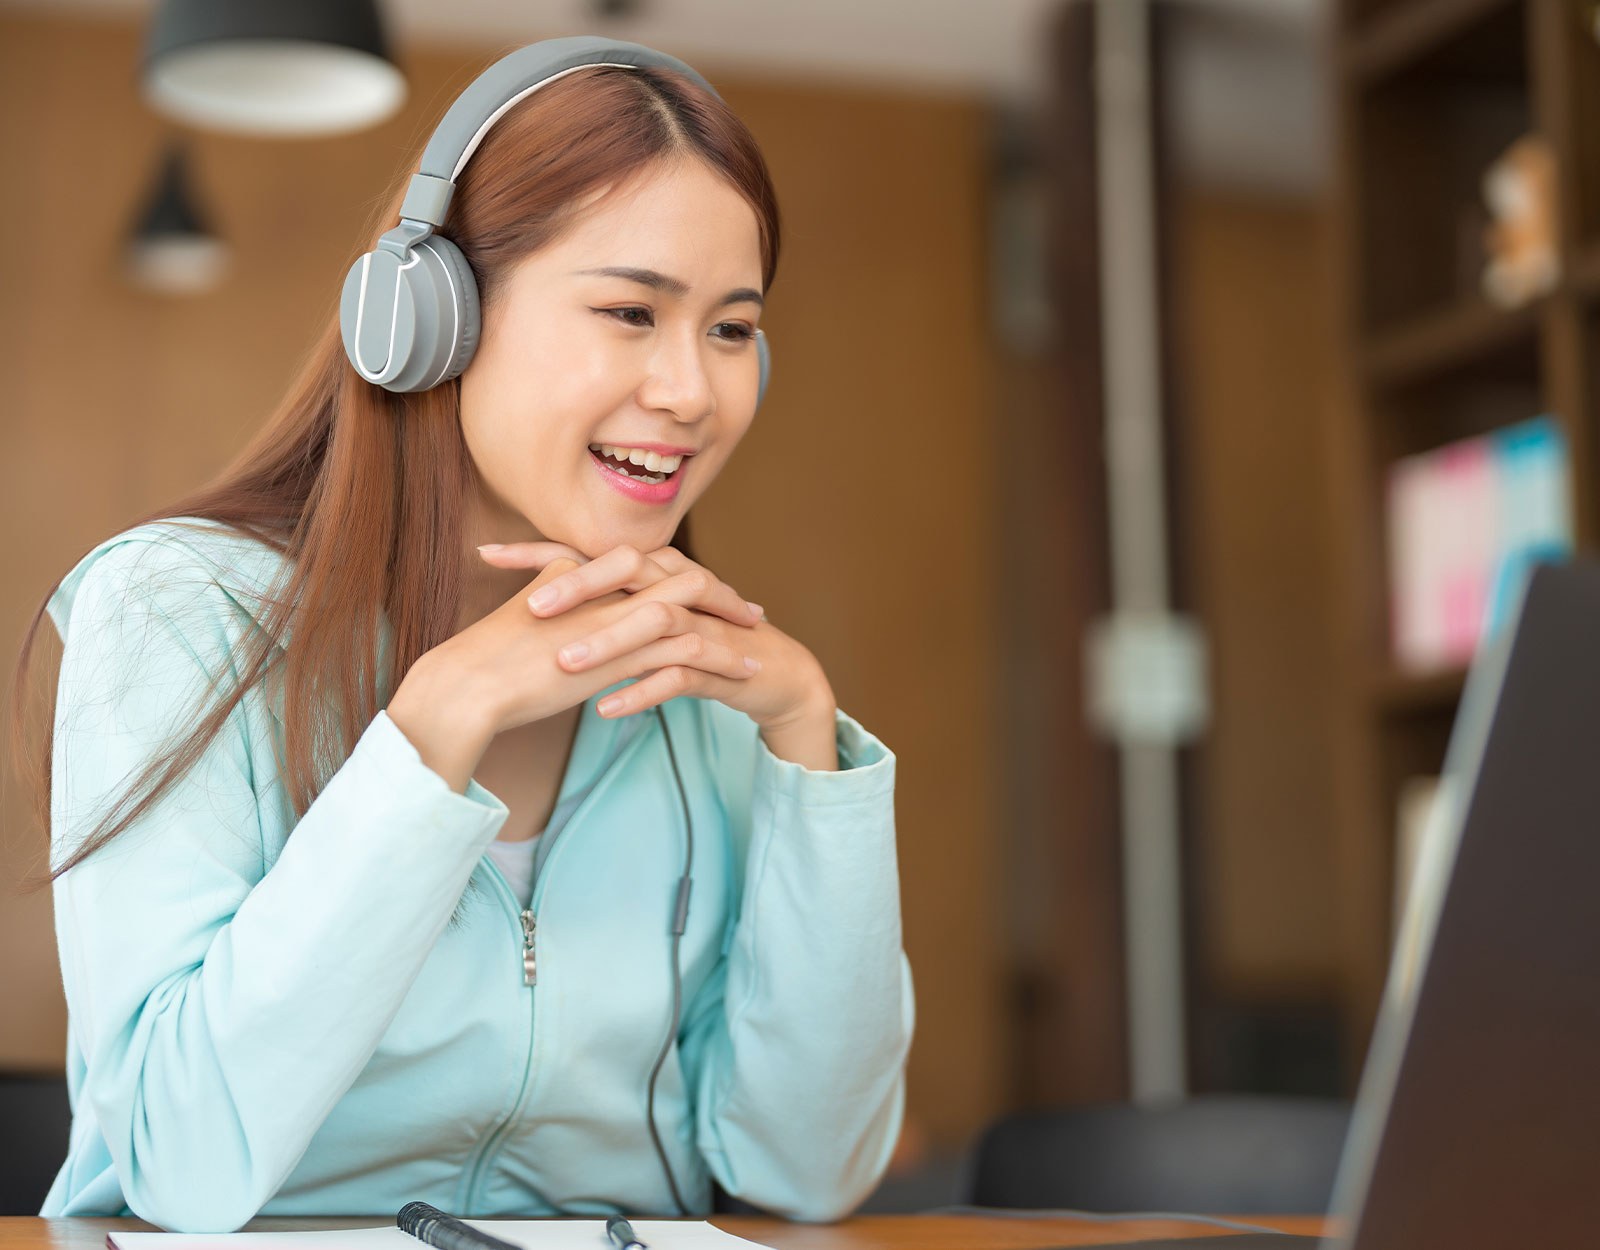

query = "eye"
[598, 306, 757, 344]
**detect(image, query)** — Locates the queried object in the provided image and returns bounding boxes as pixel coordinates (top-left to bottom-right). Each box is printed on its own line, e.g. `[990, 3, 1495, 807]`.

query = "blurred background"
[1, 0, 1591, 1219]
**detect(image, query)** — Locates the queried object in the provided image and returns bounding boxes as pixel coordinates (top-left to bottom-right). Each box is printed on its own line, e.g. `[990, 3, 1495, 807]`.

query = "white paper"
[108, 1219, 776, 1250]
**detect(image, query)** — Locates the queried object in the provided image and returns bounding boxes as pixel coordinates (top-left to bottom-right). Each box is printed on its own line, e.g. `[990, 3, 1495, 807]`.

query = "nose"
[636, 322, 715, 422]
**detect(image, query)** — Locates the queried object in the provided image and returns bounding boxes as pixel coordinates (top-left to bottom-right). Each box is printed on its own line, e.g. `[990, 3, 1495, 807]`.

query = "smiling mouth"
[589, 447, 683, 485]
[595, 448, 681, 483]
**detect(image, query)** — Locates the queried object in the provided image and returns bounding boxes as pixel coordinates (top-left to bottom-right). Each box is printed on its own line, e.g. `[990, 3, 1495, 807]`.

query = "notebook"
[106, 1220, 774, 1250]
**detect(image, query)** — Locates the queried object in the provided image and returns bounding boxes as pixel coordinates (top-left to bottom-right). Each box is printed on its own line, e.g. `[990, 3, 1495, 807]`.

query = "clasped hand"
[475, 540, 832, 731]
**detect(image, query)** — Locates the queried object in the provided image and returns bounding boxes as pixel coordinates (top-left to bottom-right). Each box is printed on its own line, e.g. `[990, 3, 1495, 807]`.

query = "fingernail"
[478, 543, 504, 552]
[597, 696, 622, 715]
[560, 642, 590, 665]
[746, 601, 764, 618]
[529, 587, 558, 610]
[745, 656, 762, 671]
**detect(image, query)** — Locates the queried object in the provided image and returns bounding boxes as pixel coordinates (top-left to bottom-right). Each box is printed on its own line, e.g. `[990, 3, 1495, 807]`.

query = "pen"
[605, 1215, 648, 1249]
[397, 1201, 525, 1250]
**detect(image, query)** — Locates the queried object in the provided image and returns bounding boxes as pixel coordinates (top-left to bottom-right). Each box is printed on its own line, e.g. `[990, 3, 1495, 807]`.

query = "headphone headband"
[394, 37, 722, 234]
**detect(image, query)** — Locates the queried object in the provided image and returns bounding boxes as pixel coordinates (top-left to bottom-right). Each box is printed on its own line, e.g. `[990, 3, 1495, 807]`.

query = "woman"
[14, 37, 913, 1233]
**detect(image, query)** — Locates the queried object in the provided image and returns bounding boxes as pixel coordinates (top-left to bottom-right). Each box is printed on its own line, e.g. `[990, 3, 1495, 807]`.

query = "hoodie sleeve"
[676, 699, 915, 1222]
[48, 536, 510, 1233]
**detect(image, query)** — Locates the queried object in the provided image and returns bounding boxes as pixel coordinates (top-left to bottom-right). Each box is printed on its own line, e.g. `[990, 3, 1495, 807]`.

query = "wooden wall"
[1170, 189, 1345, 1020]
[0, 12, 1005, 1152]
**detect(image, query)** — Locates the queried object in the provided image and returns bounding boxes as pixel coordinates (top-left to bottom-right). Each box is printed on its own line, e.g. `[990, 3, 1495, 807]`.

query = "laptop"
[1077, 559, 1600, 1249]
[1317, 557, 1600, 1247]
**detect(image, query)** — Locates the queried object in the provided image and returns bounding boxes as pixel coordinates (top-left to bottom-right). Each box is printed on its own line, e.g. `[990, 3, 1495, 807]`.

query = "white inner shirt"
[484, 833, 541, 909]
[480, 708, 647, 911]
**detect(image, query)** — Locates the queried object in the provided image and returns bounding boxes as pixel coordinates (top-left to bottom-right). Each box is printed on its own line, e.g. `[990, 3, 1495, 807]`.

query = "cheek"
[457, 391, 522, 473]
[718, 410, 758, 463]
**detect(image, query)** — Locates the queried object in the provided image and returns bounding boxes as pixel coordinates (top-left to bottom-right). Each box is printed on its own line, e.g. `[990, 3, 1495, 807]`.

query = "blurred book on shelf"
[1387, 416, 1572, 674]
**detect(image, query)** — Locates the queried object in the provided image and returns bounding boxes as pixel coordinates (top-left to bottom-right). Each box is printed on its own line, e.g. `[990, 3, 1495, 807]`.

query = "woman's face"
[459, 158, 765, 560]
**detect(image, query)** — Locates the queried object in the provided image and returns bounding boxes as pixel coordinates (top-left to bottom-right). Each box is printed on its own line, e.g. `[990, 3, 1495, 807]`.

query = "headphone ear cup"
[418, 234, 481, 388]
[755, 329, 771, 410]
[339, 235, 480, 393]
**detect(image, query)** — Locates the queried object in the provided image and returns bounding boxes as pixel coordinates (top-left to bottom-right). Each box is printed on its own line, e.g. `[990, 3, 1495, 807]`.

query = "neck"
[458, 491, 548, 634]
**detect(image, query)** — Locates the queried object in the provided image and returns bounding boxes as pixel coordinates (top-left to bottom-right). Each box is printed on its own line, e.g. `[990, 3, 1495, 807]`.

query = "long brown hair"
[9, 61, 781, 889]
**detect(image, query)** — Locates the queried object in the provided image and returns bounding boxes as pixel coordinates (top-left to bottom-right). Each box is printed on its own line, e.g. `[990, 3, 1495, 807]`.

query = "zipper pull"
[520, 909, 537, 986]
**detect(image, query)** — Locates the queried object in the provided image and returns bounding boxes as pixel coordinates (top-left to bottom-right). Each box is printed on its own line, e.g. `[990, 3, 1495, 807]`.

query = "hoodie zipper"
[460, 857, 539, 1210]
[460, 708, 650, 1211]
[520, 907, 537, 985]
[462, 817, 588, 1208]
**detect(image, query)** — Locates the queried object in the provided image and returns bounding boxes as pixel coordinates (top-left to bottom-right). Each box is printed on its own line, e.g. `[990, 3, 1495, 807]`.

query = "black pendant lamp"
[124, 142, 230, 294]
[142, 0, 406, 137]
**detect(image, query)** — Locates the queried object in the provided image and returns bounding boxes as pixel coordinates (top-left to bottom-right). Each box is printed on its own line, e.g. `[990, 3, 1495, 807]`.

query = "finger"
[565, 610, 762, 680]
[478, 540, 590, 569]
[524, 557, 583, 599]
[595, 665, 741, 719]
[635, 551, 764, 626]
[643, 546, 695, 573]
[557, 577, 760, 670]
[555, 598, 693, 670]
[527, 544, 667, 616]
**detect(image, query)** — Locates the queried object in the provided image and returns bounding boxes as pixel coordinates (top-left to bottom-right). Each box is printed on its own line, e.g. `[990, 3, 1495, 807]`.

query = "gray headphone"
[338, 34, 771, 407]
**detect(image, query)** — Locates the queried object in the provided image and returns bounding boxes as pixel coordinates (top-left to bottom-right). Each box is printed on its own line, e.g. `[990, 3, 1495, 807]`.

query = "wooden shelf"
[1344, 0, 1521, 83]
[1568, 239, 1600, 302]
[1364, 241, 1600, 384]
[1372, 663, 1469, 715]
[1363, 294, 1540, 388]
[1328, 0, 1600, 1063]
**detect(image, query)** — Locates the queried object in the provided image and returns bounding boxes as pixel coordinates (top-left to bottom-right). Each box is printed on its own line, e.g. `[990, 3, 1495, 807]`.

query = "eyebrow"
[573, 266, 764, 309]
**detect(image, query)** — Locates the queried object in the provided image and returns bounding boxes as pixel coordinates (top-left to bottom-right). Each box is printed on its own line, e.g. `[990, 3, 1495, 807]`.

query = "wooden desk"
[1, 1215, 1330, 1249]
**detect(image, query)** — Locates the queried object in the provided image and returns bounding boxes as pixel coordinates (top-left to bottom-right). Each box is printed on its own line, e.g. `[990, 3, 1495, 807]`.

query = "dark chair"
[0, 1072, 71, 1216]
[971, 1095, 1351, 1215]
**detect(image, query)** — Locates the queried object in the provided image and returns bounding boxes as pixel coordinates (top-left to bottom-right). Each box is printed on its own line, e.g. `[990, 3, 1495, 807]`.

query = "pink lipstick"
[588, 447, 684, 504]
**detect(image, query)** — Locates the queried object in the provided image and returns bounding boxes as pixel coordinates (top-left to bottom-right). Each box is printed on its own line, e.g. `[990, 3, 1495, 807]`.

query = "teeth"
[589, 444, 683, 474]
[599, 460, 667, 485]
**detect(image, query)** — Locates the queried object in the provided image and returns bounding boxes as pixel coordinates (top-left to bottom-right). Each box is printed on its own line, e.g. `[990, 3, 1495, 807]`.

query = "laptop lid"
[1325, 560, 1600, 1248]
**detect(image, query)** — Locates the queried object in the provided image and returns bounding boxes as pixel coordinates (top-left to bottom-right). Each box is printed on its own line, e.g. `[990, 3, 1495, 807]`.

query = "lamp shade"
[124, 142, 229, 294]
[142, 0, 406, 137]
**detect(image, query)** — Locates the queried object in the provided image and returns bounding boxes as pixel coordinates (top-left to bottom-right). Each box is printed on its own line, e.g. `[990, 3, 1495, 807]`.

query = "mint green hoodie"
[38, 518, 913, 1232]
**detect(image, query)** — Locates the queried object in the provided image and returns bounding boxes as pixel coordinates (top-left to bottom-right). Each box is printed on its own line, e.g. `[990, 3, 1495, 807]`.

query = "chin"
[566, 527, 668, 562]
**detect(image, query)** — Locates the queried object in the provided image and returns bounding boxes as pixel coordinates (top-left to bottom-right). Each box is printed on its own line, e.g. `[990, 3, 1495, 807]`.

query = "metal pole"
[1093, 0, 1190, 1102]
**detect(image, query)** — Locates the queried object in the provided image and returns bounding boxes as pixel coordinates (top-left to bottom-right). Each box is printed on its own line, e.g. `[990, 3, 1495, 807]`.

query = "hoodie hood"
[47, 516, 296, 652]
[45, 515, 635, 733]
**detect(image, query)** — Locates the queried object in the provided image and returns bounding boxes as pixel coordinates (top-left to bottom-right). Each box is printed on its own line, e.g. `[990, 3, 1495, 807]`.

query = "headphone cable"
[645, 705, 694, 1216]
